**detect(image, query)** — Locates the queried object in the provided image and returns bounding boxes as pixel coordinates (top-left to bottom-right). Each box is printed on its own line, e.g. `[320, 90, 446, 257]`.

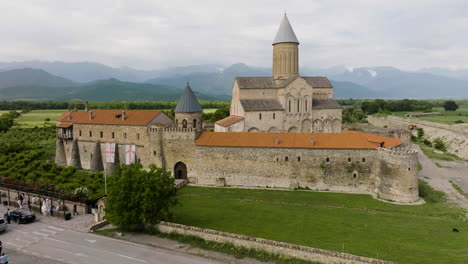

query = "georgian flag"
[125, 144, 136, 165]
[105, 143, 116, 163]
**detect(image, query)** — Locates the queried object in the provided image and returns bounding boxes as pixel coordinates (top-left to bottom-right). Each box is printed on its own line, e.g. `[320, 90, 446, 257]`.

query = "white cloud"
[0, 0, 467, 70]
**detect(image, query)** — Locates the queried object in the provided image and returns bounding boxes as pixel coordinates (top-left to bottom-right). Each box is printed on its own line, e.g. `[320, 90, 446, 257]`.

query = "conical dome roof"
[273, 14, 299, 45]
[174, 82, 203, 113]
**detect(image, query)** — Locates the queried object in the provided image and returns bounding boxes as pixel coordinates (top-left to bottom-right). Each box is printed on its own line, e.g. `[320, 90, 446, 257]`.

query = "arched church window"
[305, 100, 308, 112]
[259, 113, 262, 120]
[193, 119, 197, 128]
[288, 101, 291, 112]
[297, 100, 300, 112]
[182, 119, 187, 128]
[273, 113, 275, 119]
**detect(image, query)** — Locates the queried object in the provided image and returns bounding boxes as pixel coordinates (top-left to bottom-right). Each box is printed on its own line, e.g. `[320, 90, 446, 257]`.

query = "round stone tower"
[272, 14, 299, 80]
[174, 82, 203, 131]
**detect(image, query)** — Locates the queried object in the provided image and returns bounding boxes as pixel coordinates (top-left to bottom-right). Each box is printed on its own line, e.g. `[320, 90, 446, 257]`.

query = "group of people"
[0, 241, 9, 264]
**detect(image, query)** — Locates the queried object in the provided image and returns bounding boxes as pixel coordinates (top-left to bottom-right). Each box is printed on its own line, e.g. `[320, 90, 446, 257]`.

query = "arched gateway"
[174, 162, 187, 180]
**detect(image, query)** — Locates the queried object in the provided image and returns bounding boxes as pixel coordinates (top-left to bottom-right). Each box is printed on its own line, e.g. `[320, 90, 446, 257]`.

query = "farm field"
[2, 108, 220, 128]
[393, 107, 468, 125]
[14, 109, 65, 128]
[172, 185, 468, 264]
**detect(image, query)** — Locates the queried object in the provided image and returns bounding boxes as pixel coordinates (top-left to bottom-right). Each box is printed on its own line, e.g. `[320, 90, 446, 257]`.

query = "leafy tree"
[105, 164, 177, 231]
[443, 100, 459, 111]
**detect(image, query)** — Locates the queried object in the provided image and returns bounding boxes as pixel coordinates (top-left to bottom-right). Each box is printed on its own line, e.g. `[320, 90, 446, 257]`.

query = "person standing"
[73, 204, 78, 216]
[0, 253, 9, 264]
[4, 209, 10, 224]
[0, 240, 2, 255]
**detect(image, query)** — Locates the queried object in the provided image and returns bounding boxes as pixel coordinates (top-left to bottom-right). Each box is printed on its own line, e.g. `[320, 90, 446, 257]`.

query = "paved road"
[0, 220, 222, 264]
[415, 144, 468, 211]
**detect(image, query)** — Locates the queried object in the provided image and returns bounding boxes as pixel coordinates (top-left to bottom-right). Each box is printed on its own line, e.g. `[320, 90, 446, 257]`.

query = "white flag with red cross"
[105, 143, 115, 163]
[125, 144, 136, 165]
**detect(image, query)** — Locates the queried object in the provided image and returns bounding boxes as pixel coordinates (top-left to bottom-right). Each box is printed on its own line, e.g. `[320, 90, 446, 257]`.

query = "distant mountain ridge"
[0, 68, 76, 89]
[0, 69, 220, 101]
[1, 61, 468, 99]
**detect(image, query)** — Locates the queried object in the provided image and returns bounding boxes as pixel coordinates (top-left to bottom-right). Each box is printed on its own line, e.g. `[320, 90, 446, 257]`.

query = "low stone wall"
[0, 187, 87, 216]
[368, 116, 468, 160]
[157, 221, 397, 264]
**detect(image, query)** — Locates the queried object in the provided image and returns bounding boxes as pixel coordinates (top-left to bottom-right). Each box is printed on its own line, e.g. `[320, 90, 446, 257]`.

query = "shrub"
[423, 139, 432, 147]
[416, 128, 424, 139]
[433, 138, 447, 152]
[443, 100, 459, 111]
[454, 120, 464, 124]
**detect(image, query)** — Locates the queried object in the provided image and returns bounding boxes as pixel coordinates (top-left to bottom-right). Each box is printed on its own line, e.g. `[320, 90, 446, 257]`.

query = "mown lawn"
[172, 185, 468, 264]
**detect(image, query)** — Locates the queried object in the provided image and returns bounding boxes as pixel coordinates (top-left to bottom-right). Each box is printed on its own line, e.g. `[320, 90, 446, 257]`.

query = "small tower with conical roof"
[174, 82, 203, 131]
[272, 14, 299, 79]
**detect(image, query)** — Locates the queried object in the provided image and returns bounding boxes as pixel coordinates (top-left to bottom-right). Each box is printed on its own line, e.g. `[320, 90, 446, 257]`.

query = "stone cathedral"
[215, 14, 342, 133]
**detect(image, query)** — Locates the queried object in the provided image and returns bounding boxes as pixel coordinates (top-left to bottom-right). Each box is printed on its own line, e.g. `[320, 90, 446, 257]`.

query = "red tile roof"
[56, 110, 163, 126]
[215, 115, 245, 127]
[195, 131, 402, 149]
[56, 123, 73, 128]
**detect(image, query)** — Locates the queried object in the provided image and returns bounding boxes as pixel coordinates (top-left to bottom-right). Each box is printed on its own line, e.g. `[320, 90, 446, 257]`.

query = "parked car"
[0, 218, 7, 232]
[10, 209, 36, 224]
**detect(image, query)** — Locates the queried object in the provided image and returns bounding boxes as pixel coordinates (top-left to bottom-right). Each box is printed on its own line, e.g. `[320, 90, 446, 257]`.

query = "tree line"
[0, 100, 230, 111]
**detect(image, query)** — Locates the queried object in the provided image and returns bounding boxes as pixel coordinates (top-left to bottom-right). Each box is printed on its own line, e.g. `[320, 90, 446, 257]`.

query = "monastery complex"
[55, 15, 419, 203]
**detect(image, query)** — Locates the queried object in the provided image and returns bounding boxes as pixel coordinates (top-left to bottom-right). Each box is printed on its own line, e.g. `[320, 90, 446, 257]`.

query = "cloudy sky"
[1, 0, 468, 70]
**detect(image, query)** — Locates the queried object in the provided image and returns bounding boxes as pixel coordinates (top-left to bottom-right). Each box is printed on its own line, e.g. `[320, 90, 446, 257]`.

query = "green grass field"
[12, 109, 65, 128]
[171, 185, 467, 264]
[393, 107, 468, 125]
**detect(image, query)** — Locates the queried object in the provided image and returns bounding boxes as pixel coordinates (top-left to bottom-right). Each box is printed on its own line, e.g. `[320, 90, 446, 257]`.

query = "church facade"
[55, 15, 419, 203]
[215, 15, 342, 133]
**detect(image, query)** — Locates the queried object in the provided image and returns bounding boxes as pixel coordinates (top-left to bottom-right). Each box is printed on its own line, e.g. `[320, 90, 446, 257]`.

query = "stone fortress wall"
[368, 115, 468, 159]
[56, 126, 419, 203]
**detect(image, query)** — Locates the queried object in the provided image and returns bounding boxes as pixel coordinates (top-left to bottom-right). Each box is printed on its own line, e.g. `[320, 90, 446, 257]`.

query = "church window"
[259, 113, 262, 120]
[298, 157, 301, 162]
[193, 119, 197, 128]
[297, 100, 300, 112]
[100, 131, 103, 138]
[176, 119, 178, 126]
[408, 167, 411, 171]
[111, 132, 115, 139]
[362, 158, 366, 163]
[285, 156, 289, 161]
[79, 130, 82, 137]
[326, 157, 330, 163]
[182, 119, 187, 128]
[124, 132, 127, 139]
[288, 101, 291, 112]
[153, 151, 157, 155]
[348, 157, 351, 162]
[273, 113, 276, 119]
[276, 158, 279, 162]
[353, 173, 357, 178]
[305, 100, 308, 111]
[89, 131, 92, 137]
[137, 133, 140, 140]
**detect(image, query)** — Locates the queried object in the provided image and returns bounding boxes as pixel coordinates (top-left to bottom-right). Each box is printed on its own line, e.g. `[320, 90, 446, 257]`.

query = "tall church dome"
[272, 14, 299, 79]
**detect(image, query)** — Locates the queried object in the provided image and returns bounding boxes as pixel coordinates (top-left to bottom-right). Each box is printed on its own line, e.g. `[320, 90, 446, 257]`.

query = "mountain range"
[0, 61, 467, 101]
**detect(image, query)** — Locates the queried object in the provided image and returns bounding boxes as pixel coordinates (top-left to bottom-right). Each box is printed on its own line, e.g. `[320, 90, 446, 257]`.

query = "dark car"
[10, 209, 36, 224]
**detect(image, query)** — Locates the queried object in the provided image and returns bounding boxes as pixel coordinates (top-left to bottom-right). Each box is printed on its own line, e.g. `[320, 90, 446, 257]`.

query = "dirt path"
[415, 144, 468, 212]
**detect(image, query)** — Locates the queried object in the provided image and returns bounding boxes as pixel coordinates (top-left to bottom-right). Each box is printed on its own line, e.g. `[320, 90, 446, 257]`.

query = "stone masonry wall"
[157, 221, 396, 264]
[368, 115, 468, 159]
